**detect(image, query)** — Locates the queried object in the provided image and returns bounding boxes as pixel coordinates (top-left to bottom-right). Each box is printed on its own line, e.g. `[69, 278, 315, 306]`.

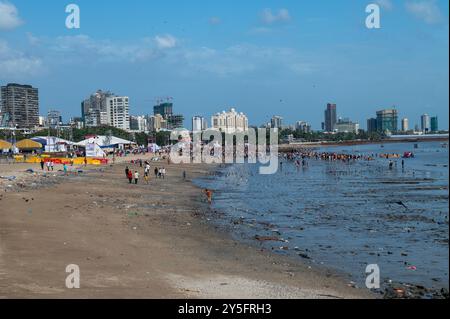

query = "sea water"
[196, 141, 449, 290]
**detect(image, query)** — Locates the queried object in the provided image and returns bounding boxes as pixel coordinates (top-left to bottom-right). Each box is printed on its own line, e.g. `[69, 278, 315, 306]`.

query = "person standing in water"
[204, 189, 213, 204]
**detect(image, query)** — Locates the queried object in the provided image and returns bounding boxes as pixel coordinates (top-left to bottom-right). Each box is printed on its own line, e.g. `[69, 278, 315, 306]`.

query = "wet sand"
[0, 157, 373, 299]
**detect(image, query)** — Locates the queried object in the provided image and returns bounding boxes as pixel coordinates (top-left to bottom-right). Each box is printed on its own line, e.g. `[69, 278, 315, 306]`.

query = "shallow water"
[196, 141, 449, 291]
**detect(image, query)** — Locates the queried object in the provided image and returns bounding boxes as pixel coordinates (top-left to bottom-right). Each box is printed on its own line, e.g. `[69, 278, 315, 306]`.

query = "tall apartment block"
[0, 83, 39, 129]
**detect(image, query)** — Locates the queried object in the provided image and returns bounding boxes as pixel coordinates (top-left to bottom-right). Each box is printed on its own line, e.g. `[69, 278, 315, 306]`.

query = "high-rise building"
[154, 102, 173, 119]
[335, 118, 359, 134]
[47, 110, 63, 128]
[105, 96, 130, 131]
[376, 109, 398, 133]
[431, 116, 439, 132]
[324, 103, 337, 132]
[295, 121, 311, 133]
[130, 115, 147, 132]
[212, 108, 249, 134]
[401, 118, 409, 132]
[147, 114, 167, 132]
[153, 100, 184, 130]
[81, 90, 114, 127]
[271, 116, 283, 129]
[167, 114, 185, 130]
[192, 116, 208, 132]
[0, 83, 39, 129]
[367, 118, 378, 133]
[421, 114, 431, 133]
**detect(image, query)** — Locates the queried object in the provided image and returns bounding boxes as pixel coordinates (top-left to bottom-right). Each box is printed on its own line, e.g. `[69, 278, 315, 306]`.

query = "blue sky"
[1, 0, 448, 129]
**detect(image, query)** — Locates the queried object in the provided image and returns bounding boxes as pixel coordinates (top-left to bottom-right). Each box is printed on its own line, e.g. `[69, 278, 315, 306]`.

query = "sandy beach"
[0, 157, 373, 299]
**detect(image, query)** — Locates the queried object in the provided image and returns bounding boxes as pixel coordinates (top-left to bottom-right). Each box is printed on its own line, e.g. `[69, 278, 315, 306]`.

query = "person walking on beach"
[40, 159, 45, 170]
[154, 167, 159, 179]
[46, 160, 51, 171]
[134, 171, 140, 184]
[144, 170, 149, 184]
[63, 163, 68, 176]
[127, 170, 133, 184]
[144, 165, 150, 184]
[125, 166, 130, 178]
[162, 167, 166, 179]
[204, 189, 213, 204]
[183, 170, 186, 181]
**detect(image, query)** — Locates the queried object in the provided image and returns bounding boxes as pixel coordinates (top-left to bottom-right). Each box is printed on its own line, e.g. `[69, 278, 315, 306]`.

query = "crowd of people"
[281, 149, 413, 169]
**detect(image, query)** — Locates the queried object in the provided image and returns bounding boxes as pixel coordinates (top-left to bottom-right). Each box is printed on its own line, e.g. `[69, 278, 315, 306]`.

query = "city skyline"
[0, 0, 449, 129]
[0, 81, 446, 134]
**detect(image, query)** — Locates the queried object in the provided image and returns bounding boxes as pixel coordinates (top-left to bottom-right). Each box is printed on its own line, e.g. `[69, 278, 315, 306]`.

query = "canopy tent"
[0, 139, 12, 150]
[31, 136, 74, 153]
[148, 143, 161, 153]
[75, 136, 136, 149]
[16, 139, 43, 150]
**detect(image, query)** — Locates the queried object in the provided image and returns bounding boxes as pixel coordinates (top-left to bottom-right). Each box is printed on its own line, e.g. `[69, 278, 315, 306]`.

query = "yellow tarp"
[14, 156, 106, 166]
[15, 139, 43, 150]
[0, 139, 12, 149]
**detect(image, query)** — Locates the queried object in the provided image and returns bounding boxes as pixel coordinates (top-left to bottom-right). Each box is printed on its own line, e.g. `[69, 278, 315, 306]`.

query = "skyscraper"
[401, 118, 409, 132]
[47, 109, 63, 129]
[421, 114, 431, 133]
[81, 90, 114, 127]
[0, 83, 39, 129]
[367, 118, 378, 133]
[376, 109, 398, 133]
[105, 96, 130, 131]
[324, 103, 337, 132]
[431, 116, 439, 132]
[154, 102, 173, 119]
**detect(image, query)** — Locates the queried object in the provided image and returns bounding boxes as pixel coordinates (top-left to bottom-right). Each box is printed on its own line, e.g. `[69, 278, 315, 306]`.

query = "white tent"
[75, 136, 136, 149]
[31, 136, 74, 153]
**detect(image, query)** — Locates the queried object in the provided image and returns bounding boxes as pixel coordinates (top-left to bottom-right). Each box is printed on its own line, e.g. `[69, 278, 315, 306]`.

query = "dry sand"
[0, 156, 374, 299]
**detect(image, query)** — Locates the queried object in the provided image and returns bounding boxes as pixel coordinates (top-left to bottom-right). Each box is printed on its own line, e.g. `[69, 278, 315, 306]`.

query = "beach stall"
[15, 139, 43, 151]
[0, 139, 12, 153]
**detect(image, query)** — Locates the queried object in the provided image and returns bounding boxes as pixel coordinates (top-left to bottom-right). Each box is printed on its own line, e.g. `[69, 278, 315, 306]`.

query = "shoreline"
[0, 157, 373, 299]
[279, 137, 449, 151]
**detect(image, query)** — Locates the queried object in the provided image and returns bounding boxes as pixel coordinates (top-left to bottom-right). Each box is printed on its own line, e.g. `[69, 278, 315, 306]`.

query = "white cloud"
[405, 0, 443, 24]
[260, 8, 291, 25]
[180, 44, 316, 77]
[376, 0, 394, 11]
[0, 1, 23, 30]
[0, 40, 43, 78]
[154, 34, 177, 49]
[48, 35, 161, 63]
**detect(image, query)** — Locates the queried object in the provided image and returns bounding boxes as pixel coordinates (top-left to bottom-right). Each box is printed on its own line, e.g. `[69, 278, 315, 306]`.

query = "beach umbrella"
[15, 139, 43, 150]
[0, 139, 12, 149]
